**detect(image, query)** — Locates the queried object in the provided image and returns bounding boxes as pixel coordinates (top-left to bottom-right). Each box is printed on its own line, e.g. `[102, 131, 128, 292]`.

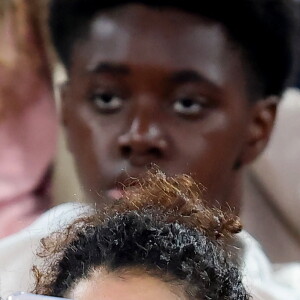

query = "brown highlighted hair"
[33, 170, 249, 299]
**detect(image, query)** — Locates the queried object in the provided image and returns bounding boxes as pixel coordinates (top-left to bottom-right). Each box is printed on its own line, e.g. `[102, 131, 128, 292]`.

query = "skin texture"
[69, 270, 185, 300]
[62, 4, 276, 211]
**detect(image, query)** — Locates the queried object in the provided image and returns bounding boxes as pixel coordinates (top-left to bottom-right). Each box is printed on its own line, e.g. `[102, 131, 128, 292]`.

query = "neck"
[225, 171, 244, 215]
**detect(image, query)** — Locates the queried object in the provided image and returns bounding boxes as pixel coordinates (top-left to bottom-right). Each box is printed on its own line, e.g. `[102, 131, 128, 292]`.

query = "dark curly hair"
[33, 171, 250, 299]
[48, 0, 296, 99]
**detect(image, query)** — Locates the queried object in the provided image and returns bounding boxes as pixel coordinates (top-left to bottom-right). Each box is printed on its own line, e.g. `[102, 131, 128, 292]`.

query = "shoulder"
[24, 202, 91, 234]
[238, 231, 300, 300]
[0, 202, 91, 297]
[1, 202, 89, 246]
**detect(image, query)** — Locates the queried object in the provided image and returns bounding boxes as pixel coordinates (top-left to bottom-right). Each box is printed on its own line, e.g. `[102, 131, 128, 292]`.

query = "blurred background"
[0, 0, 299, 263]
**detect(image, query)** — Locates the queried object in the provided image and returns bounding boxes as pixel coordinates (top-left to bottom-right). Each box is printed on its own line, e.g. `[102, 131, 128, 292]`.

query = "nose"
[118, 112, 168, 165]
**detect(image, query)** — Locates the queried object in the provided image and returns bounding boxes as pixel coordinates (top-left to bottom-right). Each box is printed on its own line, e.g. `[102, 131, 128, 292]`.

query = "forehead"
[71, 4, 246, 88]
[70, 270, 185, 300]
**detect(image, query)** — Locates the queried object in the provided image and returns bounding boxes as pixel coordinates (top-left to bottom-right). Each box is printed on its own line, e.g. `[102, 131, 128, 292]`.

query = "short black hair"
[33, 171, 249, 299]
[293, 2, 300, 88]
[49, 0, 296, 98]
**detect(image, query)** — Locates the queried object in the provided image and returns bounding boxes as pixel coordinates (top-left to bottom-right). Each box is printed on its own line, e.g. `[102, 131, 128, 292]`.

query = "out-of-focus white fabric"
[240, 231, 300, 299]
[0, 203, 89, 297]
[0, 203, 299, 299]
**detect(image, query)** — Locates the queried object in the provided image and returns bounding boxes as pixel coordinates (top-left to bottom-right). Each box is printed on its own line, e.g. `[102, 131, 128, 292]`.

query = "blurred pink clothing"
[0, 89, 57, 238]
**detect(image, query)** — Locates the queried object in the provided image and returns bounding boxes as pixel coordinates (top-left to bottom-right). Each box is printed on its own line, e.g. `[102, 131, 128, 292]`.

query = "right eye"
[173, 97, 207, 117]
[90, 92, 123, 113]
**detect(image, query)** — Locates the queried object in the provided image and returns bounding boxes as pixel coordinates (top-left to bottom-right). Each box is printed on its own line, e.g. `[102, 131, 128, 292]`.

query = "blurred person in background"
[0, 0, 57, 238]
[0, 0, 299, 299]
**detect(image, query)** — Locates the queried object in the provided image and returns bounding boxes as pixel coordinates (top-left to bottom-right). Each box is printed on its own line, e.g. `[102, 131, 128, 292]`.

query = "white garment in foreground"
[0, 203, 88, 297]
[240, 231, 300, 299]
[0, 203, 299, 299]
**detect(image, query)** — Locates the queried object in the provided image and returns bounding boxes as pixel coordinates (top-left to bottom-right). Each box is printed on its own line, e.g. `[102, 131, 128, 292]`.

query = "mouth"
[106, 187, 124, 200]
[105, 171, 145, 200]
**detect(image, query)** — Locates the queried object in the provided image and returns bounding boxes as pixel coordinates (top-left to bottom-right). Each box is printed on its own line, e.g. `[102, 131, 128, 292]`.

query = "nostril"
[121, 145, 132, 157]
[148, 147, 162, 158]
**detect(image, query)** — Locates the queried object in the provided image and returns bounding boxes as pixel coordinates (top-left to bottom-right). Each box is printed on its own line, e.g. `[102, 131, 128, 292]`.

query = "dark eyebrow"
[87, 62, 130, 75]
[170, 70, 220, 90]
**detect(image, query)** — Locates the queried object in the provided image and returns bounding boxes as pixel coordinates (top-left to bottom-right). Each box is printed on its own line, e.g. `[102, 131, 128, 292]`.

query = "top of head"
[33, 170, 247, 299]
[48, 0, 296, 98]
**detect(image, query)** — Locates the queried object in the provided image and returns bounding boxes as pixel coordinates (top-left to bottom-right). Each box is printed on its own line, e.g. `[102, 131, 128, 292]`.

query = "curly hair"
[33, 170, 250, 299]
[48, 0, 296, 99]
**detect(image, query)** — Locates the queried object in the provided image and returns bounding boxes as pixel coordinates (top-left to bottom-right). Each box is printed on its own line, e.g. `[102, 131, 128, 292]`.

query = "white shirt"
[0, 203, 87, 297]
[240, 231, 300, 299]
[0, 203, 299, 299]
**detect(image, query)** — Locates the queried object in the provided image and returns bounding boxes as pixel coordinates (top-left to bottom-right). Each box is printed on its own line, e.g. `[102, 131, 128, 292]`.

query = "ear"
[240, 97, 278, 165]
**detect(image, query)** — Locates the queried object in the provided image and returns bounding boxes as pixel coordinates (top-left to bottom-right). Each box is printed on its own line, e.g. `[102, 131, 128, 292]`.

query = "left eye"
[173, 97, 206, 116]
[91, 92, 123, 113]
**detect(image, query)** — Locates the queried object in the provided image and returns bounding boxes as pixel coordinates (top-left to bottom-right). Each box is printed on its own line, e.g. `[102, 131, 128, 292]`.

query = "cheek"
[66, 104, 125, 186]
[65, 106, 104, 186]
[168, 112, 248, 189]
[173, 112, 246, 160]
[68, 104, 109, 155]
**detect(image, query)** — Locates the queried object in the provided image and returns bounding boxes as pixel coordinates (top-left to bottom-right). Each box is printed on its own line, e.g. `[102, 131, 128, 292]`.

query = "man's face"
[63, 5, 270, 210]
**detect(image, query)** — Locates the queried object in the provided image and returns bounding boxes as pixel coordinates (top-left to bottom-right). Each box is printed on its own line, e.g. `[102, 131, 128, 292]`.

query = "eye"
[173, 97, 206, 116]
[91, 92, 123, 113]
